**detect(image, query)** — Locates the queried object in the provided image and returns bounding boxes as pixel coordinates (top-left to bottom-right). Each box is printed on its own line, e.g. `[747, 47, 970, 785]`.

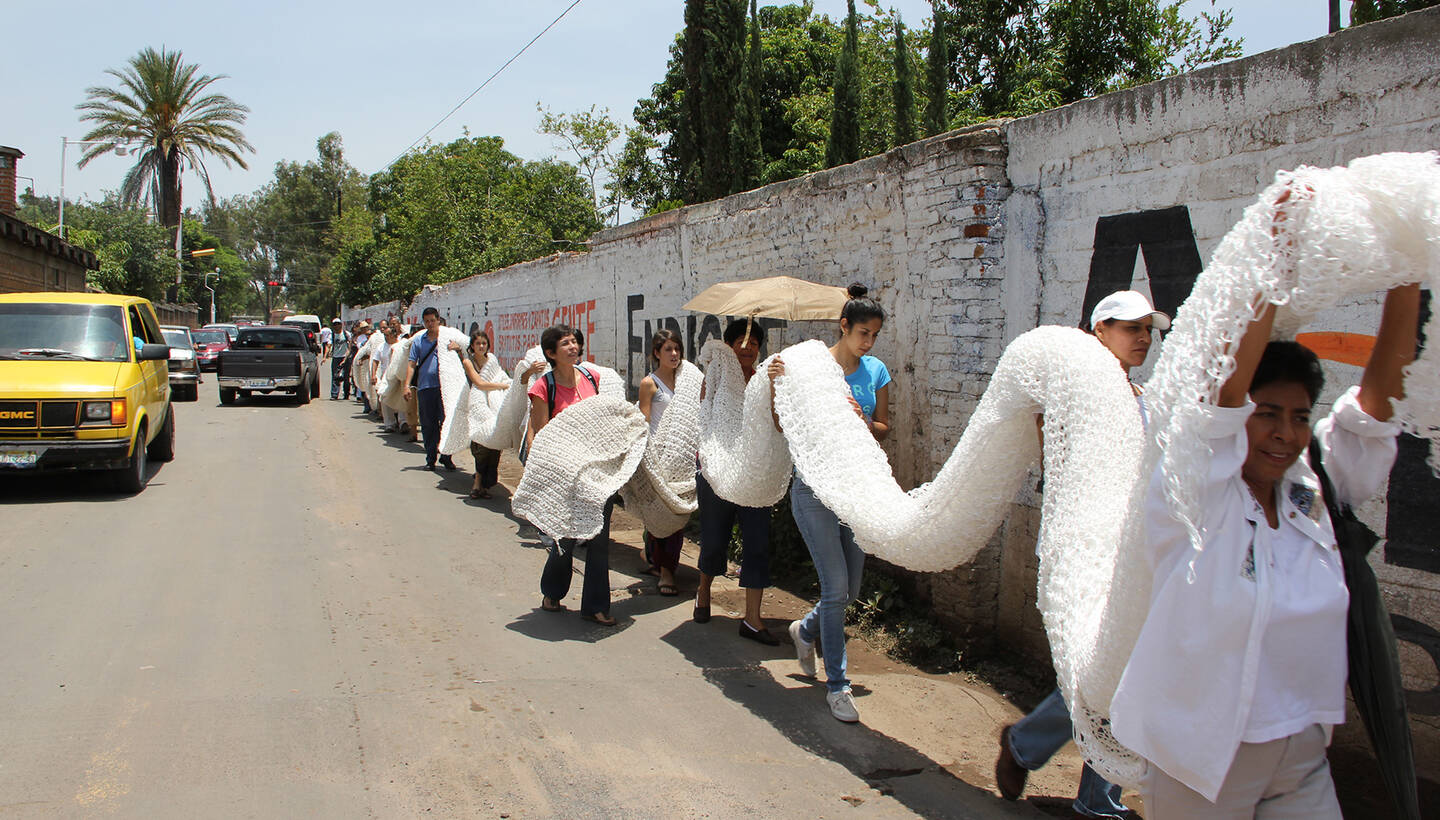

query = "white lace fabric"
[621, 360, 704, 537]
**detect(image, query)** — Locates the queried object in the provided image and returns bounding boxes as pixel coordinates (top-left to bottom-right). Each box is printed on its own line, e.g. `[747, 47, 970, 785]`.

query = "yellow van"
[0, 292, 177, 492]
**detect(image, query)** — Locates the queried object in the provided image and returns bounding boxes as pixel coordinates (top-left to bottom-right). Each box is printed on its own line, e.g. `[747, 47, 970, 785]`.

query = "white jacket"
[1111, 386, 1399, 801]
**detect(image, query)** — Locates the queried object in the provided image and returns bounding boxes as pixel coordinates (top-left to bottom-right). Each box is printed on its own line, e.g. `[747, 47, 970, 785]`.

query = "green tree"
[892, 16, 919, 146]
[537, 104, 623, 224]
[59, 201, 174, 300]
[1351, 0, 1439, 24]
[75, 47, 254, 229]
[729, 0, 765, 191]
[826, 0, 863, 167]
[699, 0, 749, 198]
[924, 0, 951, 135]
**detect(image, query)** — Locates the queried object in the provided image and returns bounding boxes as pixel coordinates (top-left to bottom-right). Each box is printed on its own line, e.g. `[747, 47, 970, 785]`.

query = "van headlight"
[82, 401, 111, 422]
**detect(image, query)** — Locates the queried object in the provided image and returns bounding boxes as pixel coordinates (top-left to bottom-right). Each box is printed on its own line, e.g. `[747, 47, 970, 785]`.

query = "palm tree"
[76, 47, 254, 228]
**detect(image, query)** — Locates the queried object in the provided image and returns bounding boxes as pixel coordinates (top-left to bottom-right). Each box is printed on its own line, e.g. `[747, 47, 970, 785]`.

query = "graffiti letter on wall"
[1082, 205, 1205, 325]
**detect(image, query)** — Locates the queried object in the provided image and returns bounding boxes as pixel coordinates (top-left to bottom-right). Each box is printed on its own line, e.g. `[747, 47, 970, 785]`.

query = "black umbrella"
[1312, 439, 1421, 820]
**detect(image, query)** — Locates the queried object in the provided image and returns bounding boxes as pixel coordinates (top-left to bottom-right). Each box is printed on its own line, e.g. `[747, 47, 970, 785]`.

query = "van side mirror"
[139, 343, 170, 361]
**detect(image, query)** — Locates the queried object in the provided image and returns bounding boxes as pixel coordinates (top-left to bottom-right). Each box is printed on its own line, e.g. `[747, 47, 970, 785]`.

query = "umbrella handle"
[740, 314, 756, 348]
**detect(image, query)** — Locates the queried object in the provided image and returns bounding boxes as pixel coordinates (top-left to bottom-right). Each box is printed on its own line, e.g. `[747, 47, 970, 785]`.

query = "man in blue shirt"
[402, 307, 454, 471]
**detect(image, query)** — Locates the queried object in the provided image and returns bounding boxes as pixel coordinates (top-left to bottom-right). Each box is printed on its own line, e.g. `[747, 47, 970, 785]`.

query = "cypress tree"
[729, 0, 764, 192]
[892, 16, 918, 147]
[923, 0, 949, 136]
[699, 0, 746, 200]
[678, 0, 706, 202]
[825, 0, 862, 167]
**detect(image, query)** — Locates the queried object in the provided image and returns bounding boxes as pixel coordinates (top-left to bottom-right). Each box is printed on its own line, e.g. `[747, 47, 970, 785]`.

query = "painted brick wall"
[347, 9, 1440, 773]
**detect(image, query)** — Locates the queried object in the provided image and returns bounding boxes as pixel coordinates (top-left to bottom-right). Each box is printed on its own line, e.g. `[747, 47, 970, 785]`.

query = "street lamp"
[58, 137, 140, 240]
[204, 269, 220, 325]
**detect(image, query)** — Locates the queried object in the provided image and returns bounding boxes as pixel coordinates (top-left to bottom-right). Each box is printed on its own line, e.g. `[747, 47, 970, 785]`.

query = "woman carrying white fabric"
[371, 320, 402, 432]
[770, 284, 891, 723]
[1111, 282, 1420, 818]
[638, 328, 686, 596]
[450, 329, 520, 499]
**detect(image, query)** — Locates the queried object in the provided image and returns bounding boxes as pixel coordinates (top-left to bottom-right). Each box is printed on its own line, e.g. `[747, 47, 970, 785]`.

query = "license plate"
[0, 450, 39, 467]
[244, 378, 274, 388]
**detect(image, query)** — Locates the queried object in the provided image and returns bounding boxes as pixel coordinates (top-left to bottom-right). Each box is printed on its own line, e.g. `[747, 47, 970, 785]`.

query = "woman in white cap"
[994, 289, 1169, 820]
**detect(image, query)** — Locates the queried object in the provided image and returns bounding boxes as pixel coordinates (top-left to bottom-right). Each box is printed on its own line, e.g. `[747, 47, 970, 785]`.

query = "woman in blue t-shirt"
[769, 283, 890, 724]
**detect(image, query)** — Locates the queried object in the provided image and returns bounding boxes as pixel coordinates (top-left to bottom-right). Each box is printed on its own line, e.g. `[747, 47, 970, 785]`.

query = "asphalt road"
[0, 388, 1050, 819]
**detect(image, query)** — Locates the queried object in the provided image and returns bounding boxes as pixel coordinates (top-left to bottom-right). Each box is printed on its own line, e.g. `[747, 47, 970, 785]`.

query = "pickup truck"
[216, 325, 320, 405]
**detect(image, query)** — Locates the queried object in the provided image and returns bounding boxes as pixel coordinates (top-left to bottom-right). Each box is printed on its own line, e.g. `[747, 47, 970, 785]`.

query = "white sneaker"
[827, 687, 860, 723]
[789, 621, 816, 678]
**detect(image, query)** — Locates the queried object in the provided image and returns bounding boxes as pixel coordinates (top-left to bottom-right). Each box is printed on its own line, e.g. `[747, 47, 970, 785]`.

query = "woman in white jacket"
[1111, 281, 1420, 818]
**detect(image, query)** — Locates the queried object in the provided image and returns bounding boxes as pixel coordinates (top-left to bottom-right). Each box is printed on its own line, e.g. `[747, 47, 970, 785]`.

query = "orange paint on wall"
[1295, 332, 1376, 368]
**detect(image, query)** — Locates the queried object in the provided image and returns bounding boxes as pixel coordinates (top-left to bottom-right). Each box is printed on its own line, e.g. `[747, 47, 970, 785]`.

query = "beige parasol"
[682, 276, 848, 345]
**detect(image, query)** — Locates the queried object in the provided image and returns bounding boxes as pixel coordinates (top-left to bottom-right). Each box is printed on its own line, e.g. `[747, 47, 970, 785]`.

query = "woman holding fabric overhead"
[1110, 279, 1420, 818]
[769, 283, 891, 723]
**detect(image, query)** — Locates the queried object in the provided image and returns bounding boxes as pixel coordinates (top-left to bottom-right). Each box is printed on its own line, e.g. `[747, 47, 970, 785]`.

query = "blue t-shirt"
[845, 355, 891, 418]
[409, 333, 442, 390]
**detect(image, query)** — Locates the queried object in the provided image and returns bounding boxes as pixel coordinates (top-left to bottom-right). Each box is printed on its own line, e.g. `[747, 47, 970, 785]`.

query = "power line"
[383, 0, 585, 171]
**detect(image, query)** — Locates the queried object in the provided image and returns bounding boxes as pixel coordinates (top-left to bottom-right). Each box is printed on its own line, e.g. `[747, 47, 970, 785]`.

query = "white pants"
[381, 403, 398, 429]
[1142, 724, 1341, 819]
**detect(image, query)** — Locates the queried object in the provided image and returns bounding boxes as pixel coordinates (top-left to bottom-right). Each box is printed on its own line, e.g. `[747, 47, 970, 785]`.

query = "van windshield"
[0, 303, 130, 362]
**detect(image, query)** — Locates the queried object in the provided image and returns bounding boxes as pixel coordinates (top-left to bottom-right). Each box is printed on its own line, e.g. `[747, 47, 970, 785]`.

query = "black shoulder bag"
[409, 337, 437, 389]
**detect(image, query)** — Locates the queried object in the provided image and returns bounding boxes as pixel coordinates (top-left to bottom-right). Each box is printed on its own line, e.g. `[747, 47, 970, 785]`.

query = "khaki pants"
[1142, 724, 1341, 819]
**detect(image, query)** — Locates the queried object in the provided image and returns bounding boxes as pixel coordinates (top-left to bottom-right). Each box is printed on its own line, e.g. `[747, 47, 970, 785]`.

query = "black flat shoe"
[738, 620, 780, 646]
[692, 605, 710, 623]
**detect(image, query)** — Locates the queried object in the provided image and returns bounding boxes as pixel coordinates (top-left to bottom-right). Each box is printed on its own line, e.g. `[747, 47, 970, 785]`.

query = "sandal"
[658, 582, 679, 597]
[541, 597, 566, 612]
[581, 612, 618, 627]
[469, 488, 484, 500]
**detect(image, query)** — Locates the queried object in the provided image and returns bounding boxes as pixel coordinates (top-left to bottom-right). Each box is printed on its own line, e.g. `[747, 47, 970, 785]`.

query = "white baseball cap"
[1089, 290, 1171, 331]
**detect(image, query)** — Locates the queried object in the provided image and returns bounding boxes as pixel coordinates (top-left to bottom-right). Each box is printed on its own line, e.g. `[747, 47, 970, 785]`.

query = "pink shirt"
[527, 367, 599, 417]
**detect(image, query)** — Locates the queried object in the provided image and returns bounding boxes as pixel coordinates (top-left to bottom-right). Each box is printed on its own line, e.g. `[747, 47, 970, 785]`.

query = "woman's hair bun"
[846, 283, 868, 299]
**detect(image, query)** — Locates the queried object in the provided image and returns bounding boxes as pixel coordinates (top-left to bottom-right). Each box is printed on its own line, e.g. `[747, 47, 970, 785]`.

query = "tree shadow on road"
[659, 619, 1041, 819]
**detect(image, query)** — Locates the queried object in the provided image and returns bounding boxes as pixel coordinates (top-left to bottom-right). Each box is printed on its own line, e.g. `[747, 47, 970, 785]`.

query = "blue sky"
[5, 1, 1343, 210]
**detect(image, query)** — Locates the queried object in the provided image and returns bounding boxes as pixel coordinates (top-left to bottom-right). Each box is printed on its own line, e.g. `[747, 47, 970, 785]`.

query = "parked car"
[280, 314, 322, 353]
[0, 292, 176, 492]
[189, 327, 230, 371]
[159, 325, 203, 402]
[203, 322, 240, 343]
[216, 325, 320, 405]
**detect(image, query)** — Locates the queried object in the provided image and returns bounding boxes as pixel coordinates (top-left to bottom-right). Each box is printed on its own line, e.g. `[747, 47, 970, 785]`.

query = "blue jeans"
[696, 472, 772, 588]
[1008, 689, 1128, 819]
[789, 474, 865, 693]
[539, 497, 614, 616]
[417, 386, 443, 467]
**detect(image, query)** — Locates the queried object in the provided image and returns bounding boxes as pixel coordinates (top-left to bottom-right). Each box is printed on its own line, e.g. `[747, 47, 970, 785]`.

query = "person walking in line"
[638, 328, 686, 596]
[372, 320, 403, 432]
[1111, 280, 1419, 819]
[994, 289, 1170, 819]
[352, 321, 373, 414]
[771, 284, 891, 724]
[450, 329, 528, 499]
[403, 308, 455, 472]
[694, 319, 781, 643]
[329, 318, 351, 400]
[527, 323, 616, 626]
[403, 324, 422, 441]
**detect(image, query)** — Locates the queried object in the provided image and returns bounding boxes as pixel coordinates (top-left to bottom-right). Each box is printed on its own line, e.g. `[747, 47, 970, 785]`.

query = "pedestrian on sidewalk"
[527, 323, 616, 626]
[771, 284, 890, 724]
[329, 319, 351, 400]
[694, 319, 780, 643]
[995, 289, 1169, 819]
[638, 328, 686, 596]
[403, 308, 455, 472]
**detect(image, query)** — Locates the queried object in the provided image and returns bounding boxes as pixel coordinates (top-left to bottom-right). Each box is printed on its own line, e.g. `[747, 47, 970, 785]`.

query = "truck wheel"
[220, 387, 236, 405]
[296, 376, 311, 405]
[239, 390, 252, 398]
[114, 421, 149, 494]
[311, 373, 321, 397]
[147, 406, 176, 463]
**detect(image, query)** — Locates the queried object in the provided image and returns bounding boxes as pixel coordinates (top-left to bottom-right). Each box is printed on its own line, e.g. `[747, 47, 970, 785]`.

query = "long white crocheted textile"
[438, 349, 511, 455]
[696, 340, 793, 507]
[511, 389, 647, 541]
[353, 331, 386, 401]
[620, 361, 704, 538]
[378, 336, 412, 412]
[418, 327, 472, 453]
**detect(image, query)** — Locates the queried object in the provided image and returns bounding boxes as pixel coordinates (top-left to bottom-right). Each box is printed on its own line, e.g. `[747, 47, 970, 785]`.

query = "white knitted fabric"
[378, 336, 412, 412]
[354, 331, 386, 402]
[621, 361, 704, 537]
[424, 327, 472, 454]
[696, 340, 794, 507]
[511, 395, 649, 541]
[1148, 151, 1440, 556]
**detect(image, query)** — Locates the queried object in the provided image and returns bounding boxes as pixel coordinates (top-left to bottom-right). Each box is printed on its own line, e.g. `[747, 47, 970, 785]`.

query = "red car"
[189, 327, 231, 372]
